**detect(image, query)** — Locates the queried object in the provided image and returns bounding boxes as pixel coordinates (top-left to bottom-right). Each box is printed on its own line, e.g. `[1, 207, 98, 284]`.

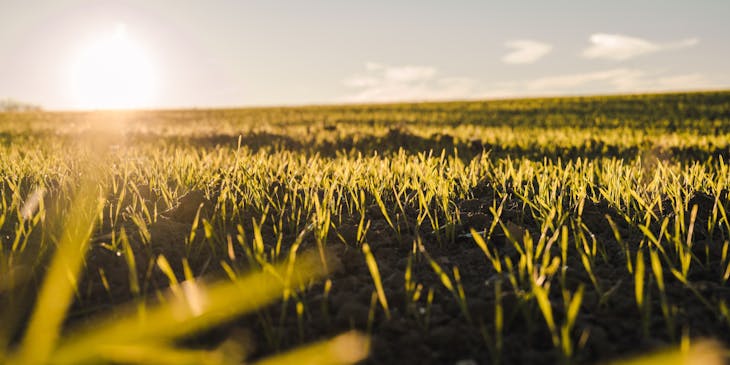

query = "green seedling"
[362, 242, 390, 320]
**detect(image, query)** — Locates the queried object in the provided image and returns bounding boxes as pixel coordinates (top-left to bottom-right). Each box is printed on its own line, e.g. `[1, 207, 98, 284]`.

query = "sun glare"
[70, 24, 156, 110]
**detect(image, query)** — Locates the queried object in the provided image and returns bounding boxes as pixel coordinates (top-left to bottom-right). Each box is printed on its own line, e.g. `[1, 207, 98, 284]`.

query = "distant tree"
[0, 98, 42, 112]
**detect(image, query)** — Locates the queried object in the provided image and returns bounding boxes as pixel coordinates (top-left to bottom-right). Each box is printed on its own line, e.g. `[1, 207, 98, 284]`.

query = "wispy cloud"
[518, 68, 718, 94]
[342, 63, 486, 102]
[654, 73, 710, 89]
[354, 62, 440, 83]
[524, 68, 645, 91]
[582, 33, 699, 61]
[342, 62, 721, 103]
[502, 40, 553, 64]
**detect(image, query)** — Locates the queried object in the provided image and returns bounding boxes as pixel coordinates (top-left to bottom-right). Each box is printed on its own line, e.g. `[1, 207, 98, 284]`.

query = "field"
[1, 91, 730, 364]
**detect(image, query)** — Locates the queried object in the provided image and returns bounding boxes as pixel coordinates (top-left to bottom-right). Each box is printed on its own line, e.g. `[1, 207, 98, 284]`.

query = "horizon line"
[5, 88, 730, 114]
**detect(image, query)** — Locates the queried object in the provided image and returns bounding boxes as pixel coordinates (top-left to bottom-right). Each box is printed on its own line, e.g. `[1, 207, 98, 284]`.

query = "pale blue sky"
[1, 0, 728, 110]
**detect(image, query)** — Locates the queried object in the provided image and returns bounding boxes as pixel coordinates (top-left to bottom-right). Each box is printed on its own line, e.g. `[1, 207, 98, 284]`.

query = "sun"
[70, 24, 156, 110]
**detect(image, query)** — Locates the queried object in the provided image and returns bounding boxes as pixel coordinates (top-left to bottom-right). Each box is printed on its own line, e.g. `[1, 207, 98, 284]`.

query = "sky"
[0, 0, 729, 110]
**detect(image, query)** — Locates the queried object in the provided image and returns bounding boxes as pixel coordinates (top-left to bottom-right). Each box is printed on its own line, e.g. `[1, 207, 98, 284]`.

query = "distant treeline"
[0, 99, 42, 112]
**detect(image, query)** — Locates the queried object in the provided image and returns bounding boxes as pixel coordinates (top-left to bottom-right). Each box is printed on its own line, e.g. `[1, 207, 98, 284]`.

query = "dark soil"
[5, 184, 730, 365]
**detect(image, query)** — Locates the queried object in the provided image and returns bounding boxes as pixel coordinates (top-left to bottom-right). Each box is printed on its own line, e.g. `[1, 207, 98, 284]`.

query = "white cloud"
[582, 33, 699, 61]
[502, 40, 553, 64]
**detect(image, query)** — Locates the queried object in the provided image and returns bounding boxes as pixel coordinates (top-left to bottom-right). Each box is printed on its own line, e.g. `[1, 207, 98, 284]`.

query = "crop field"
[1, 91, 730, 364]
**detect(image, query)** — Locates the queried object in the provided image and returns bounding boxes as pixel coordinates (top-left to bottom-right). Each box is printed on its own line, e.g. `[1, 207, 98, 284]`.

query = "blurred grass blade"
[566, 285, 584, 330]
[635, 250, 645, 309]
[97, 344, 239, 365]
[254, 331, 369, 365]
[8, 171, 104, 365]
[533, 284, 558, 346]
[50, 251, 332, 364]
[605, 340, 724, 365]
